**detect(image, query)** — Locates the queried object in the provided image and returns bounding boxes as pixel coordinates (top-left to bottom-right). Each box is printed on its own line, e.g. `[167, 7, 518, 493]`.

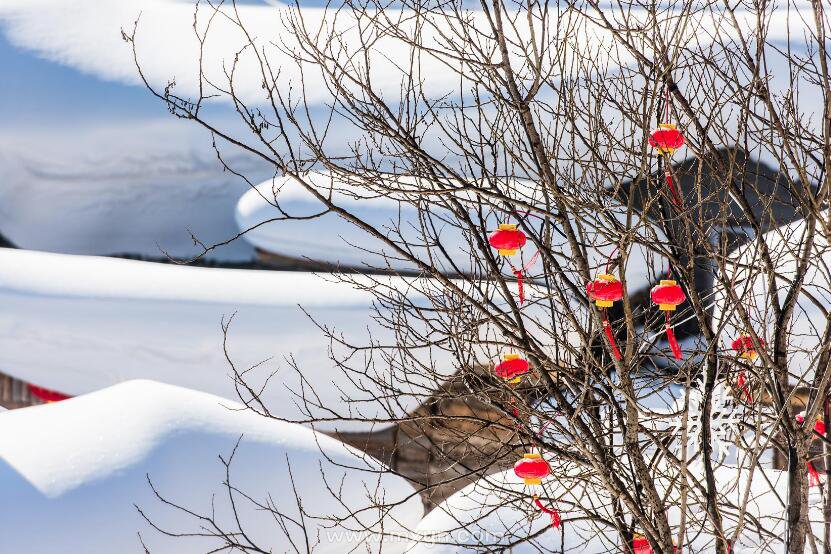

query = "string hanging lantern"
[649, 84, 686, 206]
[731, 334, 765, 403]
[514, 452, 550, 485]
[649, 124, 685, 156]
[494, 354, 530, 383]
[650, 279, 686, 360]
[511, 250, 541, 305]
[586, 273, 624, 360]
[489, 223, 536, 305]
[533, 496, 561, 529]
[513, 451, 560, 528]
[795, 410, 826, 487]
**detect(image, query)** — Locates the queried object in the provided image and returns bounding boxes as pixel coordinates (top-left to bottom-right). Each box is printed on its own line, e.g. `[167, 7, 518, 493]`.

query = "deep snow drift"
[0, 248, 451, 431]
[0, 380, 422, 553]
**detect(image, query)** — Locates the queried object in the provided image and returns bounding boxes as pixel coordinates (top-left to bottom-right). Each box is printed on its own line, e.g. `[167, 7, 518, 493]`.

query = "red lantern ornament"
[515, 452, 561, 529]
[732, 334, 765, 360]
[494, 354, 530, 383]
[649, 123, 685, 206]
[586, 273, 623, 308]
[732, 334, 764, 403]
[651, 279, 686, 360]
[633, 535, 652, 554]
[488, 224, 526, 256]
[795, 410, 825, 487]
[651, 279, 686, 310]
[649, 124, 685, 156]
[796, 411, 826, 436]
[514, 452, 550, 485]
[28, 384, 71, 403]
[587, 274, 623, 360]
[633, 534, 678, 554]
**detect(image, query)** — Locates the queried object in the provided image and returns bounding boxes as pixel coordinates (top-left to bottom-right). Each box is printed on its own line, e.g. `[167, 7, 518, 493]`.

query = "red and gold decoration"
[732, 334, 765, 403]
[649, 98, 685, 206]
[633, 534, 677, 554]
[489, 223, 538, 305]
[586, 273, 624, 360]
[514, 451, 559, 528]
[649, 124, 685, 156]
[650, 279, 686, 360]
[494, 354, 530, 383]
[633, 534, 652, 554]
[489, 224, 526, 256]
[731, 334, 763, 360]
[28, 384, 71, 403]
[796, 411, 826, 436]
[514, 452, 551, 485]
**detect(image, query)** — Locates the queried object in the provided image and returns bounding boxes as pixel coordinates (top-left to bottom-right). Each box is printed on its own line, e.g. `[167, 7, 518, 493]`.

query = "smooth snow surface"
[0, 0, 462, 105]
[0, 121, 264, 260]
[0, 1, 815, 109]
[0, 380, 422, 553]
[0, 248, 449, 431]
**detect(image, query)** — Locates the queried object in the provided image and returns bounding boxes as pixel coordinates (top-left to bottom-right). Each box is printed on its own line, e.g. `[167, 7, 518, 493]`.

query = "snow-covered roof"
[0, 121, 263, 261]
[236, 173, 665, 291]
[0, 248, 452, 431]
[0, 1, 817, 109]
[713, 218, 830, 384]
[0, 380, 422, 553]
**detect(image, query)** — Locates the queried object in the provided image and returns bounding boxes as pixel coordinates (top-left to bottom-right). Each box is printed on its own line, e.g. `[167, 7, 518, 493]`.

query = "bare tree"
[128, 0, 831, 552]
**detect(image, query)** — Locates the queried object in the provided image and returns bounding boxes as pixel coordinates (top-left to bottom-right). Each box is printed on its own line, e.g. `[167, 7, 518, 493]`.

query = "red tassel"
[602, 312, 622, 360]
[664, 167, 682, 207]
[514, 269, 525, 305]
[808, 462, 821, 487]
[736, 370, 753, 403]
[533, 495, 561, 528]
[665, 312, 682, 360]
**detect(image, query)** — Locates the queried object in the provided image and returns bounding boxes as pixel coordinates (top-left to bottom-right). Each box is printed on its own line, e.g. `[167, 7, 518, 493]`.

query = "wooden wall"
[0, 373, 39, 410]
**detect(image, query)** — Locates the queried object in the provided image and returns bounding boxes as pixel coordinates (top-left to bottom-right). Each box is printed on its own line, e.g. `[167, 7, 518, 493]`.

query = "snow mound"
[236, 173, 664, 290]
[409, 467, 614, 553]
[0, 1, 814, 109]
[0, 121, 264, 260]
[410, 464, 825, 553]
[0, 380, 422, 553]
[713, 219, 831, 384]
[0, 248, 449, 431]
[235, 172, 471, 273]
